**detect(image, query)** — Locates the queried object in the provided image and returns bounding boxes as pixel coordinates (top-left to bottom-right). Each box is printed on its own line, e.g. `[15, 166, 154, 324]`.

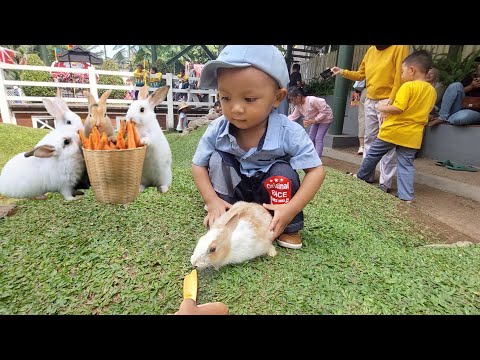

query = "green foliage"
[304, 77, 336, 96]
[19, 54, 56, 97]
[433, 49, 480, 86]
[1, 124, 480, 314]
[98, 59, 125, 99]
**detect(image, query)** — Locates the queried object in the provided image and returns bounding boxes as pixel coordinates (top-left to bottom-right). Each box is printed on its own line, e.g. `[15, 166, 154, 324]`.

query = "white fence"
[0, 63, 218, 130]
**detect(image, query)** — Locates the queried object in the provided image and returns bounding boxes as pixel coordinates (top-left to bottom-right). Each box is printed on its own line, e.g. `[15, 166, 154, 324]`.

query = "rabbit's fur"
[191, 201, 277, 269]
[0, 129, 85, 201]
[126, 85, 172, 193]
[42, 97, 84, 133]
[84, 90, 116, 142]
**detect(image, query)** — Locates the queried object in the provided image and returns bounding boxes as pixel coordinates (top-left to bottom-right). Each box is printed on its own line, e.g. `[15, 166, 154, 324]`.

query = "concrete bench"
[420, 124, 480, 166]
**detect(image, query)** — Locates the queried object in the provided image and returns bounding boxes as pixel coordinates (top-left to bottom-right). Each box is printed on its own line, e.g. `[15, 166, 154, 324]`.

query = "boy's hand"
[204, 198, 232, 228]
[262, 203, 298, 240]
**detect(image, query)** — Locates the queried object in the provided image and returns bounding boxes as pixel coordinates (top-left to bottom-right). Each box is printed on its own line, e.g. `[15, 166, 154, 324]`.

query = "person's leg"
[446, 109, 480, 125]
[357, 89, 366, 154]
[207, 150, 245, 204]
[312, 122, 331, 158]
[363, 98, 381, 182]
[437, 82, 465, 121]
[251, 162, 303, 248]
[356, 138, 395, 183]
[395, 146, 417, 201]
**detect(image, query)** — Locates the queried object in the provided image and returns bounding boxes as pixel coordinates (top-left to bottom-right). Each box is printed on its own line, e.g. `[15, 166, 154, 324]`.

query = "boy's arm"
[377, 104, 403, 114]
[263, 165, 326, 239]
[192, 164, 232, 228]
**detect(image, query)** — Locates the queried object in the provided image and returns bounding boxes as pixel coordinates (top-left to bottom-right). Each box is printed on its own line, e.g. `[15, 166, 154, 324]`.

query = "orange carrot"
[131, 122, 141, 147]
[127, 121, 136, 149]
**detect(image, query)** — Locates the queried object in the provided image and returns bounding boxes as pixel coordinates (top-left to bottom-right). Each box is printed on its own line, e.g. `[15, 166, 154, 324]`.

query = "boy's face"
[401, 63, 415, 82]
[217, 67, 286, 131]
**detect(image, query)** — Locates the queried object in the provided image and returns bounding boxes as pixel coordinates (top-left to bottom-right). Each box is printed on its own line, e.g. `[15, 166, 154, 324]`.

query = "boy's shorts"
[208, 150, 304, 233]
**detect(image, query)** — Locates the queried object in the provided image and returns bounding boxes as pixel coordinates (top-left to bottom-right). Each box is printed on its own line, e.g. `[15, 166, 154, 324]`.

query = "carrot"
[117, 136, 126, 150]
[88, 133, 95, 150]
[126, 121, 136, 149]
[131, 122, 141, 147]
[78, 130, 89, 149]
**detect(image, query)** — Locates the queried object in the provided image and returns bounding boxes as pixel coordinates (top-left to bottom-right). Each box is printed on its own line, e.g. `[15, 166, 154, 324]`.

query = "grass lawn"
[0, 123, 479, 314]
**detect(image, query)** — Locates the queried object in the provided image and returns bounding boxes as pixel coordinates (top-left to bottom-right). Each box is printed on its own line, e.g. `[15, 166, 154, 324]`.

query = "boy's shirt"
[192, 109, 322, 177]
[379, 80, 436, 149]
[148, 72, 163, 88]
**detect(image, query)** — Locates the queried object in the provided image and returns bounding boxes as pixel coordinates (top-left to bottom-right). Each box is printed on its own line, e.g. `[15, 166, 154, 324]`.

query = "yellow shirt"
[379, 80, 436, 149]
[148, 72, 163, 87]
[133, 69, 147, 85]
[342, 45, 409, 101]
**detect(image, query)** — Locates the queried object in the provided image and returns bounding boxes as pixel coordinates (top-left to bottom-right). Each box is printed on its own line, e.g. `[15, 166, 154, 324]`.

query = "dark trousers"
[208, 150, 304, 233]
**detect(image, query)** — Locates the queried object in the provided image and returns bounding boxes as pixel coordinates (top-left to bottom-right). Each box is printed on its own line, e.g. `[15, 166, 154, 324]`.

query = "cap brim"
[199, 60, 252, 89]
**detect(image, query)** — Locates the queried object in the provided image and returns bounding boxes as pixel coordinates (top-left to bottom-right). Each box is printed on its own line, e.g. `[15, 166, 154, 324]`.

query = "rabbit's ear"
[43, 98, 63, 118]
[99, 89, 112, 105]
[85, 91, 97, 108]
[52, 97, 70, 113]
[148, 86, 170, 107]
[24, 145, 56, 158]
[208, 212, 241, 259]
[138, 85, 149, 100]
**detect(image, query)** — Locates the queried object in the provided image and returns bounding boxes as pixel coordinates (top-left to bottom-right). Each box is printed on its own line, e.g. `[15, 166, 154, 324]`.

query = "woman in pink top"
[287, 87, 333, 157]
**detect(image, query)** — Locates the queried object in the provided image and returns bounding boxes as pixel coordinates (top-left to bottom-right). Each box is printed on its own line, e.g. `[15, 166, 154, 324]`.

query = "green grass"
[0, 123, 479, 314]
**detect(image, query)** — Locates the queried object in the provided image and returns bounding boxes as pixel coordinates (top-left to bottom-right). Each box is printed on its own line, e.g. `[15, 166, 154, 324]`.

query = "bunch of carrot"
[78, 120, 142, 150]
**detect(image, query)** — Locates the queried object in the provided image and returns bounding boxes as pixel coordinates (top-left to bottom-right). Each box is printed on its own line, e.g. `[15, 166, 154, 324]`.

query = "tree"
[20, 53, 55, 97]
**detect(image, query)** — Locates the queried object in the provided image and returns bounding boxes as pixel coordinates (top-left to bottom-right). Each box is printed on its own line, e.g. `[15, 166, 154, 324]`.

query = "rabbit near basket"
[42, 97, 84, 133]
[191, 201, 278, 270]
[0, 129, 86, 201]
[126, 85, 172, 193]
[84, 89, 116, 143]
[42, 96, 89, 194]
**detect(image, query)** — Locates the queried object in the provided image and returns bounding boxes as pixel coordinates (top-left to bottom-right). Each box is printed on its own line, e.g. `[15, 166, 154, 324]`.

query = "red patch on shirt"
[263, 176, 292, 205]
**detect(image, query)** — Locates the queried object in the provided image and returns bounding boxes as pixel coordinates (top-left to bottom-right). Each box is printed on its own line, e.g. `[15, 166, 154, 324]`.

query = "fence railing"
[0, 63, 218, 130]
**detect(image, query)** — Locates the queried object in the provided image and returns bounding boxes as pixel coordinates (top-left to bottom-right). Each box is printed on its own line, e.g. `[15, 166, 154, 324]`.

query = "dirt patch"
[323, 156, 480, 244]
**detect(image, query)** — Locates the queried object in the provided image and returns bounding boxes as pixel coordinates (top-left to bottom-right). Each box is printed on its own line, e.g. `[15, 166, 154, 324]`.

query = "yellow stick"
[183, 269, 198, 301]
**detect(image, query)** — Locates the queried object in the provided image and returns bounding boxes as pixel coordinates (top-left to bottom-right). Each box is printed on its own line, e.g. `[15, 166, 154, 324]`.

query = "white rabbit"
[126, 85, 172, 193]
[42, 97, 84, 133]
[0, 129, 85, 201]
[191, 201, 277, 270]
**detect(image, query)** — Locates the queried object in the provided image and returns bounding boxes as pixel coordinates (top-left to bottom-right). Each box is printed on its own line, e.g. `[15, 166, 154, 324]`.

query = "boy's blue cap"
[199, 45, 289, 89]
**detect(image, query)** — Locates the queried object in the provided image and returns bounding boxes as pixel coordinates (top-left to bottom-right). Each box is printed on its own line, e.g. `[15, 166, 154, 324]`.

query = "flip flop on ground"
[445, 164, 479, 172]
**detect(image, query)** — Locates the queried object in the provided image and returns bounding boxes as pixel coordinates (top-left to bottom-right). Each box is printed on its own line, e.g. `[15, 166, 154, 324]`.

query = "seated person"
[182, 101, 223, 135]
[148, 66, 163, 89]
[425, 67, 445, 118]
[175, 69, 189, 101]
[429, 58, 480, 126]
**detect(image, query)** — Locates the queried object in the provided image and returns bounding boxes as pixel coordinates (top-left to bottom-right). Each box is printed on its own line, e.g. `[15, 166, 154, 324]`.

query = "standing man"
[331, 45, 409, 192]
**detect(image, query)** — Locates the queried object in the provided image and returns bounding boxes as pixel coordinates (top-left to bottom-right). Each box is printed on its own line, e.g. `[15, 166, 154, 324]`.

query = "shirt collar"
[218, 108, 283, 150]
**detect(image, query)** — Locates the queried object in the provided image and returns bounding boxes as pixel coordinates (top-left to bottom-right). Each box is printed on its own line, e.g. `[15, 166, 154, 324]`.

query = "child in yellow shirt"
[352, 50, 437, 203]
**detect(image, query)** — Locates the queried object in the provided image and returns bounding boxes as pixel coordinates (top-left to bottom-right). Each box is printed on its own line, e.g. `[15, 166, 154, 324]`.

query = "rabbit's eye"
[64, 139, 70, 146]
[209, 247, 216, 254]
[140, 107, 145, 113]
[67, 120, 71, 124]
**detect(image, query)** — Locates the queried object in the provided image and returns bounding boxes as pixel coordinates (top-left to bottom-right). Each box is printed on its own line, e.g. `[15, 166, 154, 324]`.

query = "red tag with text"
[263, 176, 292, 205]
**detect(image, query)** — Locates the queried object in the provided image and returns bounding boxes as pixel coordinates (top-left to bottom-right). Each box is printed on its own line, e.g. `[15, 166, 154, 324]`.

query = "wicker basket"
[83, 146, 147, 204]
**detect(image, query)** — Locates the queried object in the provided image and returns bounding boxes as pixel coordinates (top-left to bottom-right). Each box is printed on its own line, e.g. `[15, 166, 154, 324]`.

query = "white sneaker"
[357, 146, 364, 155]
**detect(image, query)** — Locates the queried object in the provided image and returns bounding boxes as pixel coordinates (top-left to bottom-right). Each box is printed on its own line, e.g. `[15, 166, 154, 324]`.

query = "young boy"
[192, 45, 326, 249]
[351, 50, 437, 203]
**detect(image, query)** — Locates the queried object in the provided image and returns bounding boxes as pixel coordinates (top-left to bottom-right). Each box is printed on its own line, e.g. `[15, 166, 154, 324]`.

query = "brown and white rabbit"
[190, 201, 277, 270]
[84, 90, 116, 142]
[126, 85, 172, 193]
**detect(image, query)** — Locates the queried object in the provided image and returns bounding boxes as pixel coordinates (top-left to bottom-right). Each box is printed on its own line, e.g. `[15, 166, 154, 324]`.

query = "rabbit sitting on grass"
[0, 129, 85, 201]
[191, 201, 277, 270]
